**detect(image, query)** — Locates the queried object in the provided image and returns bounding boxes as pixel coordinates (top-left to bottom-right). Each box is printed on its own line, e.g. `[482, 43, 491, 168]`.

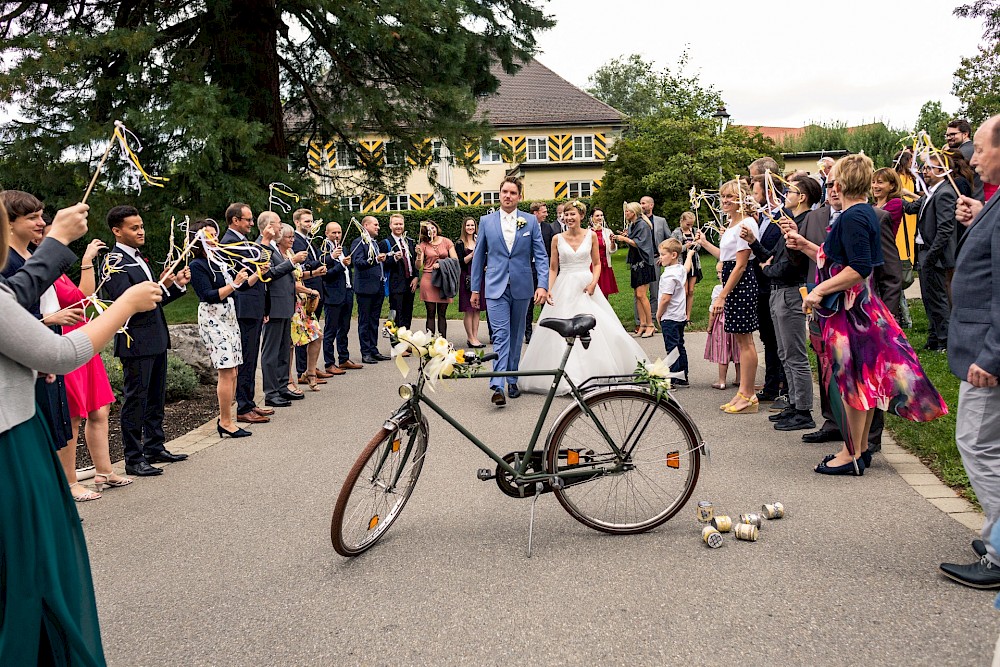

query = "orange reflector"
[567, 450, 580, 465]
[368, 515, 380, 531]
[666, 451, 680, 468]
[392, 439, 400, 452]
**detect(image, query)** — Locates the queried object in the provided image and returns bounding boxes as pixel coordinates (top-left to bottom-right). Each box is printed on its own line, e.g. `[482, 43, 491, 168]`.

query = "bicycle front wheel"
[331, 415, 428, 556]
[545, 388, 700, 534]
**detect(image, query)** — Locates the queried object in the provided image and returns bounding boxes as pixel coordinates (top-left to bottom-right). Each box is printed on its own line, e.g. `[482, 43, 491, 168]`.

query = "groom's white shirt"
[501, 210, 517, 251]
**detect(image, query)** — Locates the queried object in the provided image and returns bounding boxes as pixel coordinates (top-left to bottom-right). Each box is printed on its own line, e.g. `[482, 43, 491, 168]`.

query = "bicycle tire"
[331, 415, 429, 556]
[545, 388, 701, 534]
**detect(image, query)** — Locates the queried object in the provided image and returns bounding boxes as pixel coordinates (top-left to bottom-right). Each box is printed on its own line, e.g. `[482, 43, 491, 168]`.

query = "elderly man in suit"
[259, 215, 307, 407]
[103, 205, 191, 476]
[940, 115, 1000, 589]
[635, 195, 669, 329]
[903, 154, 958, 352]
[471, 176, 549, 406]
[291, 208, 328, 384]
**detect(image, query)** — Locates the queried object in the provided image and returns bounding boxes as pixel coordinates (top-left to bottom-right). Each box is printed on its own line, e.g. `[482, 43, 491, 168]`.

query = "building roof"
[477, 59, 624, 129]
[739, 126, 806, 143]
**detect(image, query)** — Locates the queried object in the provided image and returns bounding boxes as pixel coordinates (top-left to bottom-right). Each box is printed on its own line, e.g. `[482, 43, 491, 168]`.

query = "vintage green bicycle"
[331, 315, 706, 557]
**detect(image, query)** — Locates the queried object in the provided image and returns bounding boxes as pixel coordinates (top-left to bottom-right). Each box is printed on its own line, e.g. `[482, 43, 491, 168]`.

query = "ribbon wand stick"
[81, 121, 122, 204]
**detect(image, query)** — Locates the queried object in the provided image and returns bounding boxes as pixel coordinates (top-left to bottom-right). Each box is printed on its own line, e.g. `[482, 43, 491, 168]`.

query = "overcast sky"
[532, 0, 985, 129]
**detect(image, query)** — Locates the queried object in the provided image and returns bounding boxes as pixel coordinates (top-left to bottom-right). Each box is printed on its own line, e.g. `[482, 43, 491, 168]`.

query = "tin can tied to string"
[762, 502, 785, 520]
[734, 523, 759, 542]
[696, 501, 714, 523]
[739, 512, 762, 528]
[711, 515, 733, 532]
[702, 525, 724, 549]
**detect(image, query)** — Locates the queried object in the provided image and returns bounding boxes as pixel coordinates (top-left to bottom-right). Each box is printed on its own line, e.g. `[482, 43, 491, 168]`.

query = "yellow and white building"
[306, 59, 625, 213]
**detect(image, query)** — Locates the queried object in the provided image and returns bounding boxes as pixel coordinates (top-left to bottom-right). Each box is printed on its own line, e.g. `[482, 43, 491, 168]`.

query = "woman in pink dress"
[416, 221, 457, 337]
[590, 207, 618, 296]
[51, 238, 131, 498]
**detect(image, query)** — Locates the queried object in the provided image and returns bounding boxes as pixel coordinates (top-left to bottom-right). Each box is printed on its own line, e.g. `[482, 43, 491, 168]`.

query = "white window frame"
[335, 143, 358, 169]
[567, 181, 592, 198]
[480, 140, 502, 164]
[384, 141, 405, 167]
[525, 136, 548, 163]
[481, 191, 502, 206]
[341, 196, 362, 212]
[572, 134, 594, 161]
[387, 194, 410, 212]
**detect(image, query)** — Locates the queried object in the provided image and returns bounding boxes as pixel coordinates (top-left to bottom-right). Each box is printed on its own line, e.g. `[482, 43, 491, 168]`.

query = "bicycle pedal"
[476, 468, 496, 481]
[549, 476, 565, 490]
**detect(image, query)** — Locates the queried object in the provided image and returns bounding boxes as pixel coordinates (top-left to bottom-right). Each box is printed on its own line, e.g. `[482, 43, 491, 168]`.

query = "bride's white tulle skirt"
[518, 270, 649, 396]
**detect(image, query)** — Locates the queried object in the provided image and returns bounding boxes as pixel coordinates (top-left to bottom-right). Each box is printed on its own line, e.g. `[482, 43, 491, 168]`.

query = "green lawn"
[885, 301, 968, 501]
[164, 251, 722, 330]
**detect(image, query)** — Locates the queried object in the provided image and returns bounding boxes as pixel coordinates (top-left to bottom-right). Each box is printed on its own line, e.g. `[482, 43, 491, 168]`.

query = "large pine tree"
[0, 1, 553, 230]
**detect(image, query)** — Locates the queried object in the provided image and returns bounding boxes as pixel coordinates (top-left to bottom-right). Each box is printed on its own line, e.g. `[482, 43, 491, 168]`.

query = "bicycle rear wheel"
[331, 416, 428, 556]
[545, 388, 700, 534]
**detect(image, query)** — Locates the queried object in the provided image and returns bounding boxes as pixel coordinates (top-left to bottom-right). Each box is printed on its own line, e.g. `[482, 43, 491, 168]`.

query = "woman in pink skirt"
[704, 266, 740, 389]
[51, 238, 131, 499]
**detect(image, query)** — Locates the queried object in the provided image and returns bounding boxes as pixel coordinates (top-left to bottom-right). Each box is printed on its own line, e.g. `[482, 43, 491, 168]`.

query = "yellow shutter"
[554, 181, 568, 199]
[360, 140, 384, 166]
[464, 143, 480, 164]
[502, 136, 525, 163]
[592, 179, 602, 193]
[594, 133, 608, 160]
[422, 194, 436, 209]
[364, 194, 388, 213]
[548, 135, 572, 161]
[408, 193, 423, 210]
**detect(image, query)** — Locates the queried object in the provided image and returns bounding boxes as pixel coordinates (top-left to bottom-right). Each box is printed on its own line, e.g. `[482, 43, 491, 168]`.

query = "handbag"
[900, 207, 915, 289]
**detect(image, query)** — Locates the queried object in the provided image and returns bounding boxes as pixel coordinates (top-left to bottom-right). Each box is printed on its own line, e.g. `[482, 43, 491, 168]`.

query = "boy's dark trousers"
[660, 319, 688, 379]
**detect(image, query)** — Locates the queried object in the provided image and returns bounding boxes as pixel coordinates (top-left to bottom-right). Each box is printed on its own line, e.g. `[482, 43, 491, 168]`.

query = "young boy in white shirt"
[656, 238, 694, 387]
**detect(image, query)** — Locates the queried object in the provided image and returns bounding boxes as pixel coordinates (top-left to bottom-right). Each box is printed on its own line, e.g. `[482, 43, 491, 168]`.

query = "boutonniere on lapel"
[516, 216, 527, 230]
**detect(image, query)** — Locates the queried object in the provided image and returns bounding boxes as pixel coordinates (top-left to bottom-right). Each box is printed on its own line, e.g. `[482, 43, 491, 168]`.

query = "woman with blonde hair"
[671, 211, 702, 322]
[613, 202, 655, 337]
[695, 179, 760, 414]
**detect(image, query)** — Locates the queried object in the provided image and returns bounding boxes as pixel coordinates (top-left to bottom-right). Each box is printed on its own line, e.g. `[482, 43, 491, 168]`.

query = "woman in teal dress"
[788, 154, 948, 476]
[0, 204, 163, 666]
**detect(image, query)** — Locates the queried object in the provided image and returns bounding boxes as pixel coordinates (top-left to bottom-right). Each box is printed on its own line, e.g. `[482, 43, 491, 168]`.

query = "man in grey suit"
[636, 195, 669, 327]
[903, 155, 958, 351]
[940, 115, 1000, 589]
[259, 215, 307, 408]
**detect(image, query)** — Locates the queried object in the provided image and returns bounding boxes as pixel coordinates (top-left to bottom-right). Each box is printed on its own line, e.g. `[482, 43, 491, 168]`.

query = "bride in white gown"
[518, 201, 648, 396]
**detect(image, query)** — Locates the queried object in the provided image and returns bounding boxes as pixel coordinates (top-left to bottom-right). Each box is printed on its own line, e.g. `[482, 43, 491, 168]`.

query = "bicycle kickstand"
[526, 482, 545, 558]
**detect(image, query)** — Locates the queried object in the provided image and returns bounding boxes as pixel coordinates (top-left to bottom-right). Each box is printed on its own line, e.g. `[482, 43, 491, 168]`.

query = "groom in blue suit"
[471, 176, 549, 406]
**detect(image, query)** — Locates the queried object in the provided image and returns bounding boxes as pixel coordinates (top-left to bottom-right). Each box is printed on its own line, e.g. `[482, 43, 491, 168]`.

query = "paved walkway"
[79, 326, 996, 666]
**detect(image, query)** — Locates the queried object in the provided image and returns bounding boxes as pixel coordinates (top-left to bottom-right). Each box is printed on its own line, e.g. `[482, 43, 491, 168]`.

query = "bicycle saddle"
[539, 314, 597, 338]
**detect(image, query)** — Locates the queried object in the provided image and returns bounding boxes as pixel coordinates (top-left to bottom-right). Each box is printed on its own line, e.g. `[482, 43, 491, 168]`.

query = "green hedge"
[101, 350, 199, 402]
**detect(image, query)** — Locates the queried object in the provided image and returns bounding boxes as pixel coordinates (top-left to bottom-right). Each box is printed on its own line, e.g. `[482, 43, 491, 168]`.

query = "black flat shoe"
[940, 556, 1000, 589]
[147, 450, 188, 463]
[362, 355, 379, 364]
[507, 384, 521, 399]
[374, 353, 391, 361]
[265, 397, 292, 408]
[125, 461, 163, 476]
[217, 420, 252, 438]
[491, 388, 507, 407]
[802, 429, 842, 443]
[814, 456, 864, 476]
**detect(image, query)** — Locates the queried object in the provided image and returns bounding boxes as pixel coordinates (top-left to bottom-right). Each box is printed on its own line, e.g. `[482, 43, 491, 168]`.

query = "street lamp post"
[712, 106, 731, 189]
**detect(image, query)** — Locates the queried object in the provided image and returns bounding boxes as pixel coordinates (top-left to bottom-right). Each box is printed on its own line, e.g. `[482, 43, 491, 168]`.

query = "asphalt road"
[80, 327, 998, 666]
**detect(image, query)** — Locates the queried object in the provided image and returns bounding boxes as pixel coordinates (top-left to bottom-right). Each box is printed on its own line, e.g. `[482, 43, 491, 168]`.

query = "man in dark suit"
[525, 201, 554, 343]
[321, 222, 358, 374]
[946, 118, 983, 201]
[222, 202, 272, 424]
[351, 216, 390, 364]
[903, 155, 958, 351]
[748, 163, 788, 405]
[637, 196, 669, 330]
[259, 214, 306, 407]
[103, 205, 190, 476]
[382, 213, 418, 330]
[940, 114, 1000, 588]
[291, 208, 328, 383]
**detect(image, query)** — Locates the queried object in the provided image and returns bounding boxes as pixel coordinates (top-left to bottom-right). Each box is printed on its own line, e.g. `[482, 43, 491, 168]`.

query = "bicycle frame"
[387, 337, 665, 487]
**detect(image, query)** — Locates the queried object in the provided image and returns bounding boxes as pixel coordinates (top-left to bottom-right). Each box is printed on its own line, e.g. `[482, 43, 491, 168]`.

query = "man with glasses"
[947, 119, 983, 201]
[222, 202, 274, 424]
[903, 156, 958, 351]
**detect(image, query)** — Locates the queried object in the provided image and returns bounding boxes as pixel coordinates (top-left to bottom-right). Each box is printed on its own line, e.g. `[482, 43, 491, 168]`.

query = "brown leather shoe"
[339, 360, 363, 370]
[238, 412, 270, 424]
[325, 365, 346, 375]
[253, 406, 275, 416]
[315, 369, 335, 379]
